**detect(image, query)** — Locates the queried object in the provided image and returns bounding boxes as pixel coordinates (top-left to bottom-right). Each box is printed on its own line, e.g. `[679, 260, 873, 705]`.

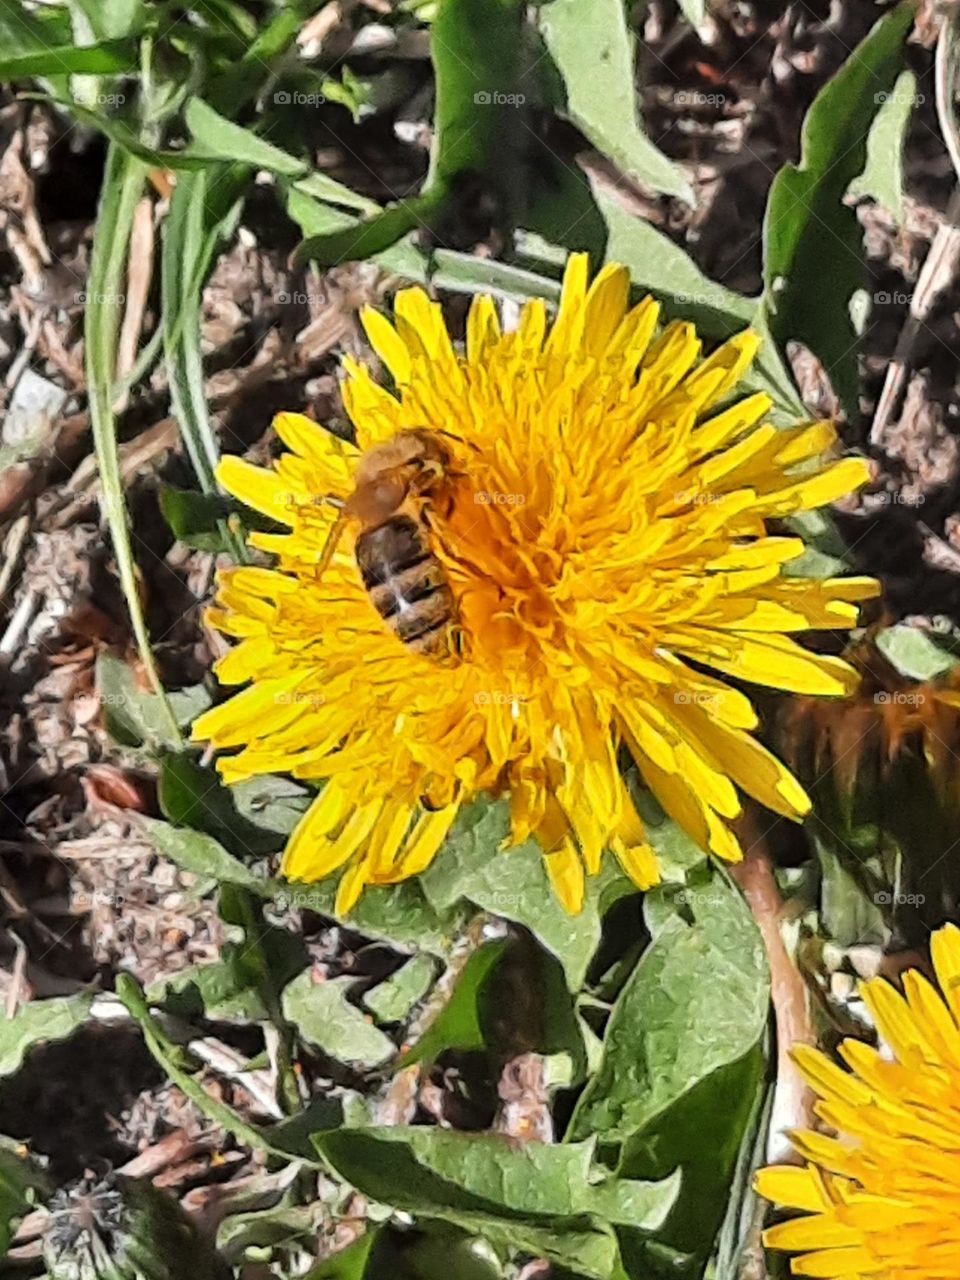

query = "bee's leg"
[315, 497, 347, 579]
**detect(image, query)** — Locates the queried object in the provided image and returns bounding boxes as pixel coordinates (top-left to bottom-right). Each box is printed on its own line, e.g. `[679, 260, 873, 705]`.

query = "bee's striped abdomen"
[355, 515, 455, 658]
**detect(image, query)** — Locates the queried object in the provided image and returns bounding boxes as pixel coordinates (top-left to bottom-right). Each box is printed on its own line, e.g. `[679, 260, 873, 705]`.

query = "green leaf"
[783, 507, 855, 578]
[294, 194, 444, 269]
[429, 0, 524, 189]
[875, 624, 959, 681]
[0, 2, 67, 52]
[87, 147, 182, 745]
[570, 872, 768, 1143]
[69, 0, 144, 40]
[761, 3, 914, 416]
[185, 96, 307, 174]
[159, 484, 237, 553]
[162, 167, 245, 502]
[520, 192, 806, 423]
[0, 1140, 45, 1259]
[117, 974, 305, 1161]
[814, 835, 887, 949]
[282, 973, 394, 1069]
[306, 1227, 507, 1280]
[25, 98, 213, 169]
[304, 1229, 381, 1279]
[316, 1127, 678, 1229]
[713, 1081, 774, 1280]
[364, 954, 437, 1024]
[294, 171, 382, 214]
[140, 816, 263, 889]
[291, 184, 804, 427]
[0, 994, 93, 1077]
[217, 1203, 324, 1262]
[537, 0, 693, 202]
[420, 796, 608, 989]
[401, 1232, 504, 1280]
[0, 36, 137, 78]
[97, 653, 198, 750]
[569, 869, 769, 1276]
[416, 1212, 627, 1280]
[149, 915, 306, 1023]
[631, 787, 708, 882]
[848, 69, 916, 225]
[149, 957, 269, 1021]
[158, 754, 305, 855]
[183, 98, 377, 213]
[398, 939, 508, 1067]
[230, 775, 313, 838]
[274, 876, 459, 954]
[295, 0, 525, 265]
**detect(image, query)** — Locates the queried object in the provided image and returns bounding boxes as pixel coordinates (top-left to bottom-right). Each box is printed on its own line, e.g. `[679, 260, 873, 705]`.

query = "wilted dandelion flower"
[757, 922, 960, 1278]
[192, 253, 876, 913]
[780, 635, 960, 803]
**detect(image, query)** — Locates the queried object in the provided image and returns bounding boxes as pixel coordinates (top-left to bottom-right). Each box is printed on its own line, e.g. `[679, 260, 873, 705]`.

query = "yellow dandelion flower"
[757, 923, 960, 1278]
[191, 253, 877, 914]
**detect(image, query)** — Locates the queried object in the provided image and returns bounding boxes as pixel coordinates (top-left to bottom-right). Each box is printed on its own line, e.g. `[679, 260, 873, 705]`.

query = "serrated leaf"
[364, 954, 436, 1024]
[420, 796, 609, 989]
[569, 869, 769, 1276]
[761, 4, 914, 416]
[140, 816, 262, 889]
[282, 973, 394, 1069]
[274, 875, 459, 953]
[570, 873, 768, 1143]
[149, 958, 269, 1021]
[537, 0, 692, 202]
[0, 994, 93, 1077]
[316, 1127, 678, 1229]
[148, 922, 306, 1023]
[875, 624, 959, 681]
[848, 69, 915, 225]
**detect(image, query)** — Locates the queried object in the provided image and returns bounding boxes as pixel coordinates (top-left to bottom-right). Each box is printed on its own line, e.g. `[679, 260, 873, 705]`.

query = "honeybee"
[318, 429, 461, 662]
